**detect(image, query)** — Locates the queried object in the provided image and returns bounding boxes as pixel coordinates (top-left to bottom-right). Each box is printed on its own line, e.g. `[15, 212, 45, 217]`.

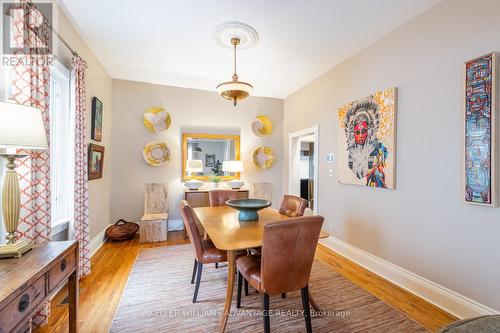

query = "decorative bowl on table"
[184, 179, 203, 190]
[226, 199, 272, 221]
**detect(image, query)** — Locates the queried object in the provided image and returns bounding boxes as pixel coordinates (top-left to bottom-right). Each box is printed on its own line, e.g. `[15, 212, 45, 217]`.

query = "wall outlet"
[328, 169, 334, 177]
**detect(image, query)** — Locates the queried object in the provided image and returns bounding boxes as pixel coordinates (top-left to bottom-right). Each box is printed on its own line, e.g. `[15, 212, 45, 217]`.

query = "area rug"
[111, 244, 428, 333]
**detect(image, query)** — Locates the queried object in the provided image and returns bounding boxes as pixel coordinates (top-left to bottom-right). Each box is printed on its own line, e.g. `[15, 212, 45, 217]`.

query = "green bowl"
[226, 199, 272, 221]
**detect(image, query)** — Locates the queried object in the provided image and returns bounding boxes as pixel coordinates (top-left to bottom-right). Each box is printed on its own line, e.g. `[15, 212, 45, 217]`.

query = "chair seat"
[237, 255, 262, 292]
[141, 212, 168, 221]
[200, 239, 228, 264]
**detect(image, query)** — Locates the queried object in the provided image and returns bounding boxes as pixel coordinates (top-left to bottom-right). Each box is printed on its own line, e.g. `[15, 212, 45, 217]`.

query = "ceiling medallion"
[214, 21, 258, 107]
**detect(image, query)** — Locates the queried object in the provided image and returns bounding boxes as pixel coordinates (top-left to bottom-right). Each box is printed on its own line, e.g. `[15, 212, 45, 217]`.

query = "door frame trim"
[288, 125, 319, 213]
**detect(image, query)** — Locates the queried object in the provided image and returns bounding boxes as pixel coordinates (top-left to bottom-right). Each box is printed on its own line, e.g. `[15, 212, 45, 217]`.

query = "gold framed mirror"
[182, 133, 241, 181]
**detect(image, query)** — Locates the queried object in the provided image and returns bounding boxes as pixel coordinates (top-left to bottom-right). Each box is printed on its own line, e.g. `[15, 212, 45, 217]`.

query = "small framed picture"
[88, 143, 105, 180]
[91, 97, 103, 141]
[205, 153, 215, 167]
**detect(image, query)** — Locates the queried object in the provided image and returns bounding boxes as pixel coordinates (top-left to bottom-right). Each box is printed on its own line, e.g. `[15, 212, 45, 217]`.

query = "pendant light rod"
[231, 37, 240, 81]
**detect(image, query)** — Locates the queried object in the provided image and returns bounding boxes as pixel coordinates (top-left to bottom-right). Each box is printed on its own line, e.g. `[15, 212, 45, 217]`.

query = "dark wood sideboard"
[184, 188, 249, 208]
[0, 241, 78, 333]
[183, 189, 249, 238]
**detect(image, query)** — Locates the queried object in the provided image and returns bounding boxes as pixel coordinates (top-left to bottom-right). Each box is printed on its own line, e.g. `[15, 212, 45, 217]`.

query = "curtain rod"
[26, 1, 82, 59]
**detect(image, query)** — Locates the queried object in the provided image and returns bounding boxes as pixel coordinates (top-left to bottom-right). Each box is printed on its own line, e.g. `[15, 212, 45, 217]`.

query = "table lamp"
[185, 159, 204, 190]
[0, 101, 48, 258]
[223, 160, 244, 189]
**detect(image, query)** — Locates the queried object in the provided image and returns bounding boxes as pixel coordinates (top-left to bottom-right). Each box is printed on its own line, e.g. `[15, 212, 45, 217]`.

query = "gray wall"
[111, 80, 283, 223]
[283, 0, 500, 311]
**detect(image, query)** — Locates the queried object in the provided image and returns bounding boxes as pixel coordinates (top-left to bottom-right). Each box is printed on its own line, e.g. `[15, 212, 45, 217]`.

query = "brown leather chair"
[248, 195, 309, 259]
[208, 190, 238, 206]
[279, 194, 308, 217]
[179, 200, 228, 303]
[236, 215, 324, 333]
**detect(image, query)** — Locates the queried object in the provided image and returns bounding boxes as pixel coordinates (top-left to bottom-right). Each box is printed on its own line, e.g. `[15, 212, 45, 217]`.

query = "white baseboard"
[88, 220, 183, 258]
[320, 236, 499, 319]
[89, 223, 113, 258]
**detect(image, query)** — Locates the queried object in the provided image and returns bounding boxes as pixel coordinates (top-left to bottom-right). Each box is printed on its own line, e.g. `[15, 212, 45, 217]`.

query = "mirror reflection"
[182, 133, 240, 180]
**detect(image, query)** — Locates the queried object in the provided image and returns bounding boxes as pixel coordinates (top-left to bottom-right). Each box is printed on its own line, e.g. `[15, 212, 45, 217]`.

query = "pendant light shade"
[216, 80, 253, 106]
[216, 37, 253, 106]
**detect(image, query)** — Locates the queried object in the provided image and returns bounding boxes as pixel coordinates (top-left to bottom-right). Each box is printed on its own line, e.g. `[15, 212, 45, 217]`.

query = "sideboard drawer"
[0, 275, 46, 333]
[48, 250, 76, 292]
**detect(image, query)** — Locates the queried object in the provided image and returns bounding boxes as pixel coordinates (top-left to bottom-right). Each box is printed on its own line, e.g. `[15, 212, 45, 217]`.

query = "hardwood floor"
[35, 231, 189, 333]
[35, 233, 456, 333]
[315, 243, 457, 332]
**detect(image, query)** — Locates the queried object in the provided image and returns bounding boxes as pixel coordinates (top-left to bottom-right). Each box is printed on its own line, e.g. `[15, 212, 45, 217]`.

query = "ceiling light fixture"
[214, 21, 258, 107]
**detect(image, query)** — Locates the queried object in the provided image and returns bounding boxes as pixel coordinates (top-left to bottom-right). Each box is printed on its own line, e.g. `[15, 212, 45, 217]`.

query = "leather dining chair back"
[279, 195, 308, 217]
[179, 200, 204, 262]
[260, 215, 323, 295]
[179, 200, 229, 303]
[208, 190, 238, 206]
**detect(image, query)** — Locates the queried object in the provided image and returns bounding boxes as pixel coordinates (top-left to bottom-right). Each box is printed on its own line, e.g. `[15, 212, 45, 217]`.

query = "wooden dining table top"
[194, 206, 329, 251]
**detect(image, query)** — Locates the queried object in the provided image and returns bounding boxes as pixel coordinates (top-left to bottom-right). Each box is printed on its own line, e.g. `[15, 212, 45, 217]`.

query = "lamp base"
[0, 241, 33, 259]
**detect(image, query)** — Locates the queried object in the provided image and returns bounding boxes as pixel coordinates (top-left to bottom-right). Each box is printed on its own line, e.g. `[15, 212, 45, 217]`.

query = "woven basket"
[105, 219, 139, 241]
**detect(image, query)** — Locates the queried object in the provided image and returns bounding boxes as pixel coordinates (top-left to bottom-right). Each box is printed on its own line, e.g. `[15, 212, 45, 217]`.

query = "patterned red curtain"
[72, 55, 91, 277]
[8, 0, 52, 327]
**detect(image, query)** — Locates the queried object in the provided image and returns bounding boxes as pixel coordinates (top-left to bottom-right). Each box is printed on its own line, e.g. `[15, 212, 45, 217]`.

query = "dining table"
[193, 205, 329, 333]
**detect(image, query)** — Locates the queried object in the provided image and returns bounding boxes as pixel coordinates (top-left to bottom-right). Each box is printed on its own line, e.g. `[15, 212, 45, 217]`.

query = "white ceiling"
[60, 0, 441, 98]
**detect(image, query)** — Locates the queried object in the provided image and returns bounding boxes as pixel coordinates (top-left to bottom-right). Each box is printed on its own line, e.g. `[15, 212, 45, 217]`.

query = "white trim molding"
[288, 125, 320, 213]
[320, 236, 499, 319]
[89, 223, 113, 258]
[51, 220, 69, 237]
[89, 219, 184, 258]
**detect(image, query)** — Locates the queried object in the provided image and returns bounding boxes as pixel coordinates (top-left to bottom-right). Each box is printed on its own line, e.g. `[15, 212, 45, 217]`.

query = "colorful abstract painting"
[465, 53, 497, 206]
[91, 97, 103, 141]
[337, 88, 397, 189]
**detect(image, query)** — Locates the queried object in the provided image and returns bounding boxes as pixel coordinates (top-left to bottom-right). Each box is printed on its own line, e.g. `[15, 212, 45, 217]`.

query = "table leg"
[68, 269, 78, 333]
[220, 250, 236, 333]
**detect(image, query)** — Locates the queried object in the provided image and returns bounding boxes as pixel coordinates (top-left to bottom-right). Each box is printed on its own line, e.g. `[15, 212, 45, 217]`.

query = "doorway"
[289, 125, 319, 214]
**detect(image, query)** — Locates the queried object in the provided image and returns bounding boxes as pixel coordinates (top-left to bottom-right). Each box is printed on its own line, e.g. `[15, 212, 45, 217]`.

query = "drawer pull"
[60, 258, 67, 272]
[18, 294, 30, 313]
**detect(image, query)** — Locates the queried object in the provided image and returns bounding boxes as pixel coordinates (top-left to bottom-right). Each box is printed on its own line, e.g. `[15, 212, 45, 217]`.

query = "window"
[49, 61, 75, 229]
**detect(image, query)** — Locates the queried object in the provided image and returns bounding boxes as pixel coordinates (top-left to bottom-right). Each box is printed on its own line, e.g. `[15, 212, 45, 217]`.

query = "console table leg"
[68, 270, 78, 333]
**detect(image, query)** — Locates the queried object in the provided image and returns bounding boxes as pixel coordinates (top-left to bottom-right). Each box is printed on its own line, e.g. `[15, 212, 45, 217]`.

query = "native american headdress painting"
[337, 88, 397, 189]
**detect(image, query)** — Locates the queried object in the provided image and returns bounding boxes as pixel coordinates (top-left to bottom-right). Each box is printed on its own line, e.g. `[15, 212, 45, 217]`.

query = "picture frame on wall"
[91, 96, 103, 141]
[205, 153, 215, 167]
[337, 87, 398, 189]
[464, 52, 497, 206]
[88, 143, 105, 180]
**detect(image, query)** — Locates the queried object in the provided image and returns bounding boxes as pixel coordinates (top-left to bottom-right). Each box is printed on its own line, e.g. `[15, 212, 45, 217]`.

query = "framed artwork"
[205, 154, 215, 167]
[464, 52, 497, 206]
[88, 143, 105, 180]
[91, 97, 103, 141]
[337, 87, 397, 189]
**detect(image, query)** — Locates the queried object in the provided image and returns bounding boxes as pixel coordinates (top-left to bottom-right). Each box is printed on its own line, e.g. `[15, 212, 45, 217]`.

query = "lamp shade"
[0, 102, 48, 150]
[223, 160, 243, 173]
[186, 159, 203, 173]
